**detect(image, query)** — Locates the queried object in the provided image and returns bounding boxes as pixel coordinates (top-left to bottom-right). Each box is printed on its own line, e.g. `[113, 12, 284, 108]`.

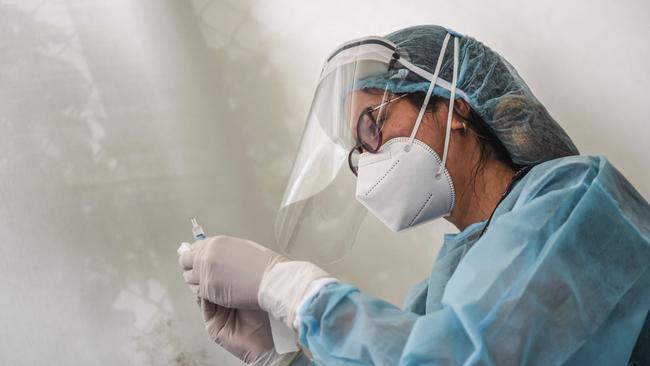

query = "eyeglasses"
[348, 93, 408, 176]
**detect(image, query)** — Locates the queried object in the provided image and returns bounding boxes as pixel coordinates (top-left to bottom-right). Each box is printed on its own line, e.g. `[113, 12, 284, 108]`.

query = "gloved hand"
[179, 235, 331, 328]
[199, 298, 301, 366]
[180, 235, 276, 309]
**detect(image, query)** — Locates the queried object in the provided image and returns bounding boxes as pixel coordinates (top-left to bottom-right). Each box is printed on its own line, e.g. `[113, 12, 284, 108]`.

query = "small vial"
[191, 217, 205, 240]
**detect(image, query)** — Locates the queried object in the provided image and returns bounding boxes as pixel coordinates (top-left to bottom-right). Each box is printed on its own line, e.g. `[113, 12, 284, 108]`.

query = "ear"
[454, 99, 471, 119]
[451, 99, 471, 131]
[450, 117, 465, 131]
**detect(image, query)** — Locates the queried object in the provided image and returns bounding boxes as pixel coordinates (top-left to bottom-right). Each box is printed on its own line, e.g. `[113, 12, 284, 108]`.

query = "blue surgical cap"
[370, 25, 579, 166]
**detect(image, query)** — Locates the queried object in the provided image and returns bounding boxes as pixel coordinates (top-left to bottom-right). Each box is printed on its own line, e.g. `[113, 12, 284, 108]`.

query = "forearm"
[297, 282, 419, 365]
[295, 282, 483, 366]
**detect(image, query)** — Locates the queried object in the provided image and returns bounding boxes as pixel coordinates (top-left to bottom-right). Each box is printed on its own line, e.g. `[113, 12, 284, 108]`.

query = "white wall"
[0, 0, 647, 365]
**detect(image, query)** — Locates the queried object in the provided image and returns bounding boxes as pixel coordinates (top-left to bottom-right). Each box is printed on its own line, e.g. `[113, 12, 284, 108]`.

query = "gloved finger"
[201, 297, 216, 321]
[188, 284, 199, 296]
[178, 246, 198, 270]
[177, 242, 192, 256]
[178, 239, 207, 270]
[201, 298, 228, 330]
[202, 300, 232, 345]
[183, 269, 199, 285]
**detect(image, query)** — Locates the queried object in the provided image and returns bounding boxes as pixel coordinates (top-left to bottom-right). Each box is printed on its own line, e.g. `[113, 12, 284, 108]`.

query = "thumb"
[200, 298, 217, 322]
[200, 298, 231, 343]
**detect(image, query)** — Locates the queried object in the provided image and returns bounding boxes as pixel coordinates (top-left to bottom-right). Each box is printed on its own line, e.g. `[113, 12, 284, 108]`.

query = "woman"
[179, 25, 649, 365]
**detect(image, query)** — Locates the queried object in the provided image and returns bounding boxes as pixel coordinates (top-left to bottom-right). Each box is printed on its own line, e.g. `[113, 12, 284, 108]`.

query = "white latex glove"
[179, 235, 277, 309]
[199, 298, 300, 366]
[179, 235, 331, 328]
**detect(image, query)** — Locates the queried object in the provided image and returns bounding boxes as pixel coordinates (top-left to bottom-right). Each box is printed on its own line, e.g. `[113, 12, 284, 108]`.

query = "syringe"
[191, 217, 205, 240]
[177, 217, 205, 255]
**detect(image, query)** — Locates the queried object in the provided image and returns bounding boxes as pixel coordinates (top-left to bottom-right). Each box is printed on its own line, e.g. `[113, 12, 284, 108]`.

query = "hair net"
[360, 25, 579, 166]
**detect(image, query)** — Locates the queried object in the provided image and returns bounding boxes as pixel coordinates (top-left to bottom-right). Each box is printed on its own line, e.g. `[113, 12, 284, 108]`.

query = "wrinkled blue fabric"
[358, 25, 579, 166]
[297, 155, 650, 365]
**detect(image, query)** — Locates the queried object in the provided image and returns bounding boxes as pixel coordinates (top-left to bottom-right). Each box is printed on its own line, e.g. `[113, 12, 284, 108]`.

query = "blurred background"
[0, 0, 648, 364]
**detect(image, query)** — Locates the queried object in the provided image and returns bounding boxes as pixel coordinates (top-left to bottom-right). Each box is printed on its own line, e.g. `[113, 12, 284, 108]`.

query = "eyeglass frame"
[348, 93, 408, 176]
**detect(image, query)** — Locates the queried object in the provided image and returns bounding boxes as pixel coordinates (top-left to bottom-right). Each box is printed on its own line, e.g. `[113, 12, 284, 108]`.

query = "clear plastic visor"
[274, 38, 411, 264]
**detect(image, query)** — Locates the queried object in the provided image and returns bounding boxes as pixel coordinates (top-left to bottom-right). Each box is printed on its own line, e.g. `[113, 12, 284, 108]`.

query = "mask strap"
[407, 32, 451, 146]
[437, 36, 459, 177]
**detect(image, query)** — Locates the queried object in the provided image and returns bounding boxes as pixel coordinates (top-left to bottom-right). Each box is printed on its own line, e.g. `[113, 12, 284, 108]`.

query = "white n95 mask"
[355, 32, 461, 232]
[355, 138, 455, 231]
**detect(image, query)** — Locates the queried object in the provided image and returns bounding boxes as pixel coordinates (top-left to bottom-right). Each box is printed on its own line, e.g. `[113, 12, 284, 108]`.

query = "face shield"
[275, 34, 462, 264]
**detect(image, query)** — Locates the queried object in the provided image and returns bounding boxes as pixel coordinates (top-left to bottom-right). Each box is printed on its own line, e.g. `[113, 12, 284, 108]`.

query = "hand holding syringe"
[177, 217, 298, 354]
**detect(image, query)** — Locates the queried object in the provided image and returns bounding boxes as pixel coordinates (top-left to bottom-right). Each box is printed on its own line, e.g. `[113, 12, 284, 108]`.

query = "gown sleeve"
[296, 156, 650, 365]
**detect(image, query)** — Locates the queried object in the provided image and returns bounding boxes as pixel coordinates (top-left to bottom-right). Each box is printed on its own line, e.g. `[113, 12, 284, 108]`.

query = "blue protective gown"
[297, 155, 650, 365]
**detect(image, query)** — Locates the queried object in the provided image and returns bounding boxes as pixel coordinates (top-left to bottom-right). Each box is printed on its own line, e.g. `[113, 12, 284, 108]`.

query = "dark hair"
[405, 93, 518, 201]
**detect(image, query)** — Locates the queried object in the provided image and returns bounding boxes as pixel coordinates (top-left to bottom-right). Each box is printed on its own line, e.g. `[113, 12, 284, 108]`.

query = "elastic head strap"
[407, 32, 451, 145]
[437, 36, 459, 177]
